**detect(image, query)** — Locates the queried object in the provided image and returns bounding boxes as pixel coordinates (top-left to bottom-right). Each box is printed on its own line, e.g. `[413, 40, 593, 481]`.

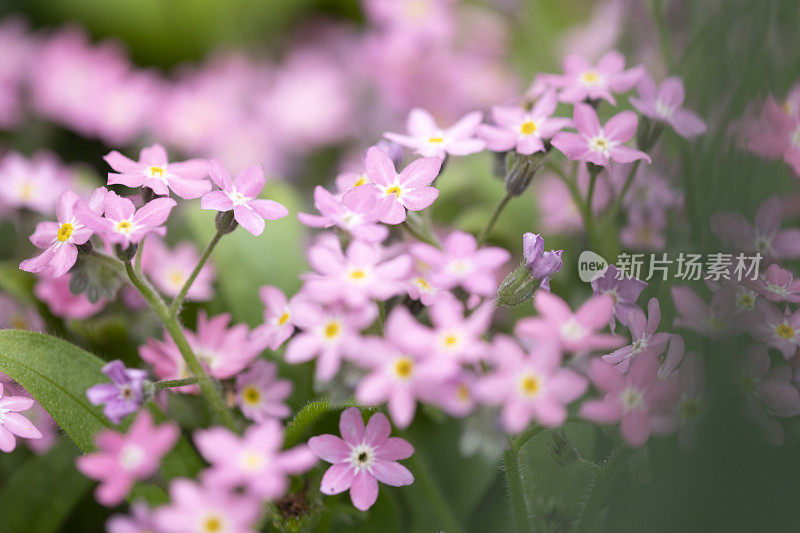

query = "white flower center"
[320, 320, 342, 344]
[588, 134, 615, 155]
[118, 444, 146, 471]
[446, 258, 473, 275]
[346, 266, 372, 284]
[199, 513, 226, 533]
[631, 337, 647, 355]
[227, 189, 250, 206]
[339, 210, 363, 229]
[736, 290, 756, 310]
[654, 99, 675, 118]
[114, 219, 136, 234]
[580, 70, 602, 86]
[560, 319, 585, 341]
[517, 372, 542, 398]
[348, 444, 376, 472]
[238, 449, 265, 472]
[620, 387, 644, 412]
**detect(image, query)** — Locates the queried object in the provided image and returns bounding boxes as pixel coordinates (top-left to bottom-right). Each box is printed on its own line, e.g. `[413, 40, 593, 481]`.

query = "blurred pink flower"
[711, 196, 800, 261]
[105, 144, 210, 199]
[603, 298, 671, 373]
[33, 274, 106, 319]
[630, 72, 707, 138]
[0, 151, 73, 214]
[749, 298, 800, 360]
[0, 382, 41, 453]
[154, 478, 261, 533]
[384, 108, 485, 158]
[235, 360, 292, 423]
[78, 191, 175, 249]
[544, 50, 643, 105]
[251, 286, 295, 351]
[297, 184, 390, 243]
[141, 237, 215, 301]
[752, 263, 800, 302]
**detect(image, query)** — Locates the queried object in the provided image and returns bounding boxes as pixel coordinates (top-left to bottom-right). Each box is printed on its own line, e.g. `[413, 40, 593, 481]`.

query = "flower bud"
[114, 243, 137, 262]
[76, 240, 93, 254]
[504, 152, 546, 196]
[496, 262, 538, 307]
[636, 117, 664, 152]
[523, 233, 563, 291]
[215, 210, 239, 234]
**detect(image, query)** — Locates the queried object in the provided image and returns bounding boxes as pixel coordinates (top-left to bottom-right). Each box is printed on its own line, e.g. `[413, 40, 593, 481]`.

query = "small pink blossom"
[746, 95, 800, 176]
[749, 298, 800, 360]
[107, 501, 158, 533]
[364, 146, 442, 224]
[105, 144, 210, 199]
[235, 360, 292, 423]
[20, 188, 106, 278]
[200, 159, 289, 236]
[0, 382, 42, 453]
[432, 372, 478, 418]
[194, 420, 317, 499]
[141, 238, 215, 301]
[752, 263, 800, 302]
[579, 354, 681, 447]
[0, 151, 72, 214]
[591, 264, 648, 331]
[476, 336, 587, 433]
[671, 285, 741, 339]
[515, 292, 623, 354]
[154, 478, 262, 533]
[603, 298, 671, 373]
[710, 196, 800, 261]
[384, 108, 485, 158]
[630, 72, 707, 138]
[34, 274, 106, 319]
[251, 285, 295, 351]
[551, 103, 651, 166]
[76, 411, 178, 506]
[78, 190, 176, 249]
[544, 51, 643, 105]
[410, 230, 510, 297]
[308, 407, 414, 511]
[297, 183, 390, 243]
[479, 91, 572, 154]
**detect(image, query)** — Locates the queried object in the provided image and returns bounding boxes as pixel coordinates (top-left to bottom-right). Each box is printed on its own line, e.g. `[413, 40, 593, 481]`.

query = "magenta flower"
[749, 298, 800, 360]
[591, 264, 647, 331]
[78, 190, 176, 249]
[104, 144, 211, 199]
[284, 299, 376, 382]
[354, 307, 450, 428]
[476, 335, 587, 433]
[544, 51, 643, 105]
[710, 196, 800, 261]
[384, 108, 485, 158]
[76, 411, 178, 506]
[522, 233, 563, 291]
[33, 274, 106, 319]
[603, 298, 671, 373]
[154, 478, 262, 533]
[479, 91, 572, 154]
[235, 360, 292, 423]
[86, 360, 148, 424]
[0, 382, 42, 453]
[551, 103, 651, 166]
[200, 159, 289, 236]
[302, 236, 412, 306]
[141, 238, 215, 301]
[297, 184, 390, 243]
[515, 292, 623, 354]
[753, 263, 800, 302]
[579, 354, 681, 447]
[251, 285, 295, 351]
[629, 72, 707, 138]
[410, 230, 510, 297]
[308, 408, 414, 511]
[20, 188, 106, 278]
[364, 146, 442, 224]
[194, 420, 317, 499]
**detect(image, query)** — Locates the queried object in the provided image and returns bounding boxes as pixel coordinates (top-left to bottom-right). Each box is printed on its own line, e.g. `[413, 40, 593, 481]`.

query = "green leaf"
[0, 329, 111, 452]
[0, 439, 93, 533]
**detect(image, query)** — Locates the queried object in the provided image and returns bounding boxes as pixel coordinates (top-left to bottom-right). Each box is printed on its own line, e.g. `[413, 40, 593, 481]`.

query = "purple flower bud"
[522, 233, 562, 290]
[86, 360, 147, 424]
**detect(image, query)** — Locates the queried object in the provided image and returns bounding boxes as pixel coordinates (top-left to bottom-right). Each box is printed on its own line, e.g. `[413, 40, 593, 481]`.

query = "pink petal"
[2, 412, 42, 439]
[234, 204, 266, 236]
[399, 157, 442, 188]
[364, 412, 392, 447]
[308, 434, 351, 463]
[234, 165, 265, 198]
[603, 111, 638, 143]
[365, 146, 397, 186]
[407, 108, 438, 136]
[401, 187, 439, 212]
[320, 463, 356, 495]
[370, 460, 414, 486]
[201, 191, 234, 212]
[621, 411, 651, 447]
[551, 132, 590, 160]
[573, 103, 601, 137]
[375, 437, 414, 461]
[250, 199, 289, 221]
[339, 407, 365, 445]
[349, 470, 379, 511]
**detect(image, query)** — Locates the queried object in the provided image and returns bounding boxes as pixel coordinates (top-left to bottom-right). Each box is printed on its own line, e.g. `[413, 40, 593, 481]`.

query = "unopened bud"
[636, 117, 664, 152]
[114, 243, 138, 262]
[504, 152, 546, 196]
[496, 262, 538, 307]
[76, 241, 93, 254]
[215, 210, 238, 234]
[523, 233, 563, 291]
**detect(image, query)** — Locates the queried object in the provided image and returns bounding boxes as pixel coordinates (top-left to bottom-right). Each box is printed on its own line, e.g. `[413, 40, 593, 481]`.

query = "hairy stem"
[573, 446, 635, 532]
[153, 377, 199, 391]
[169, 228, 224, 316]
[608, 160, 642, 219]
[504, 440, 532, 533]
[477, 192, 513, 245]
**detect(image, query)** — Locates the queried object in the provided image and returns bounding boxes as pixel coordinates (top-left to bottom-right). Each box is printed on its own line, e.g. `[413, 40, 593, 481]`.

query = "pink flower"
[33, 274, 106, 319]
[476, 335, 587, 432]
[235, 360, 292, 422]
[630, 72, 706, 138]
[200, 159, 289, 236]
[478, 91, 572, 154]
[431, 371, 478, 418]
[364, 146, 442, 224]
[78, 191, 176, 249]
[515, 292, 623, 354]
[308, 408, 414, 511]
[749, 298, 800, 360]
[591, 264, 648, 331]
[194, 420, 317, 499]
[19, 188, 106, 278]
[104, 144, 210, 199]
[544, 51, 643, 105]
[603, 298, 671, 373]
[154, 478, 262, 533]
[671, 285, 740, 339]
[76, 411, 178, 506]
[284, 299, 376, 382]
[0, 382, 42, 453]
[752, 263, 800, 302]
[86, 360, 147, 424]
[579, 354, 681, 447]
[297, 183, 390, 243]
[354, 307, 451, 428]
[302, 236, 412, 306]
[251, 286, 295, 351]
[710, 196, 800, 261]
[746, 95, 800, 176]
[107, 502, 158, 533]
[410, 230, 510, 297]
[0, 151, 72, 214]
[141, 237, 215, 301]
[384, 108, 485, 158]
[551, 103, 651, 166]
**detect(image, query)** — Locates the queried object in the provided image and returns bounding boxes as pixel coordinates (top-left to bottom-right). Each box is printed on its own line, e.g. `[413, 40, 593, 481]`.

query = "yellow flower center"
[581, 70, 600, 85]
[202, 515, 223, 532]
[776, 323, 795, 339]
[737, 293, 754, 309]
[56, 223, 74, 242]
[349, 269, 367, 280]
[456, 384, 470, 402]
[520, 121, 537, 135]
[428, 136, 444, 144]
[413, 277, 432, 291]
[148, 166, 165, 178]
[589, 136, 609, 152]
[17, 182, 34, 201]
[115, 220, 133, 234]
[443, 333, 458, 346]
[394, 357, 415, 379]
[278, 312, 290, 325]
[385, 186, 402, 197]
[240, 450, 264, 471]
[242, 385, 261, 406]
[324, 321, 341, 339]
[519, 374, 541, 397]
[353, 175, 367, 187]
[167, 269, 185, 287]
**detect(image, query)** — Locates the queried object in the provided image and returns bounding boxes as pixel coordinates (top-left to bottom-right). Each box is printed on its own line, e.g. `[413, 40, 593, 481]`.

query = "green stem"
[124, 261, 237, 431]
[573, 446, 635, 532]
[608, 160, 642, 219]
[153, 377, 198, 391]
[401, 220, 438, 246]
[134, 235, 146, 275]
[504, 439, 532, 533]
[404, 447, 463, 533]
[477, 192, 513, 245]
[87, 250, 124, 272]
[169, 228, 224, 316]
